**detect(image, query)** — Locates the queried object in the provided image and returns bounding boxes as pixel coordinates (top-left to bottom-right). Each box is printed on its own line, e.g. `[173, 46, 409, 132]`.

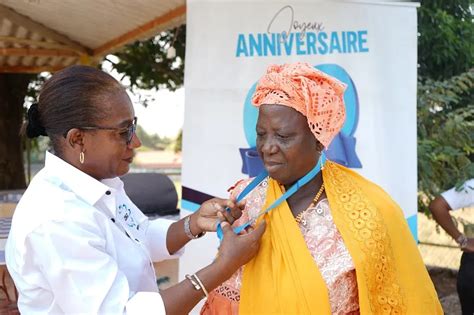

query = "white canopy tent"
[0, 0, 185, 73]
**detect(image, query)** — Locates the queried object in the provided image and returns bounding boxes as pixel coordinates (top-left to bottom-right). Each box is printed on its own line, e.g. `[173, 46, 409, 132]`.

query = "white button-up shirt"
[6, 152, 182, 314]
[441, 178, 474, 210]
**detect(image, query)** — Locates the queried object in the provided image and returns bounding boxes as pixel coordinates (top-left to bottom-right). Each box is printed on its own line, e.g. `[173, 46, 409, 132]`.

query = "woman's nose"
[260, 137, 278, 155]
[129, 133, 142, 149]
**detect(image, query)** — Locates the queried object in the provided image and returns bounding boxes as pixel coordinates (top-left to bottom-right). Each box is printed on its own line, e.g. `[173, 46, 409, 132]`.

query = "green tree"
[0, 73, 35, 189]
[417, 70, 474, 211]
[174, 129, 182, 153]
[417, 0, 474, 212]
[136, 125, 172, 151]
[109, 25, 185, 93]
[418, 0, 473, 80]
[0, 25, 185, 190]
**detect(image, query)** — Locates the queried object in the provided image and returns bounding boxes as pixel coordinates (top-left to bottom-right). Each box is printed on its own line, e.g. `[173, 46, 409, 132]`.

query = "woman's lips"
[123, 157, 133, 163]
[264, 161, 283, 172]
[123, 152, 136, 164]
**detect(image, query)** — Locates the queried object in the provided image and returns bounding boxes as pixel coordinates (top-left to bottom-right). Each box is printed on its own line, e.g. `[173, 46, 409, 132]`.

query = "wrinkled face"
[82, 91, 141, 180]
[256, 104, 321, 185]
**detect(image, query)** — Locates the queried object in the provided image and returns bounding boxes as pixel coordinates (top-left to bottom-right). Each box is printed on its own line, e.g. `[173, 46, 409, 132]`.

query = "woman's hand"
[214, 221, 267, 278]
[462, 238, 474, 253]
[160, 220, 266, 315]
[189, 198, 245, 235]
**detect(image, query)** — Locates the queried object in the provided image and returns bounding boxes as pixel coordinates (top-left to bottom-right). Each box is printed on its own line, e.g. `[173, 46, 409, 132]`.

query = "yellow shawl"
[240, 161, 442, 314]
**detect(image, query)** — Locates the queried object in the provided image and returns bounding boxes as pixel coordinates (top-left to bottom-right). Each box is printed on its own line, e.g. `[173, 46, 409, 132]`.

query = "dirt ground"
[419, 208, 474, 315]
[428, 267, 461, 315]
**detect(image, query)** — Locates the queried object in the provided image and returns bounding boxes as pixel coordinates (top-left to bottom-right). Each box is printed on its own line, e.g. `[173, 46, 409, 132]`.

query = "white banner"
[181, 1, 418, 299]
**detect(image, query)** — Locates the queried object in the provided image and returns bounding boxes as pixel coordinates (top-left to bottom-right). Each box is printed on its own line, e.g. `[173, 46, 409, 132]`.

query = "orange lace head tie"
[252, 62, 347, 148]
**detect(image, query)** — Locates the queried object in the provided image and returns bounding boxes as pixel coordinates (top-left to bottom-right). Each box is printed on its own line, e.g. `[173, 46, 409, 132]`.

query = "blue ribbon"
[216, 153, 326, 241]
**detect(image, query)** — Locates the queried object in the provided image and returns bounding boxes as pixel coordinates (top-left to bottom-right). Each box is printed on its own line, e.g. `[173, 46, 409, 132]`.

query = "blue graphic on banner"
[240, 64, 362, 177]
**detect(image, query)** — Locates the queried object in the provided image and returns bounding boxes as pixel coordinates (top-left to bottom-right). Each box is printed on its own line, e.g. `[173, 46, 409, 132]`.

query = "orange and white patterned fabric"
[202, 162, 442, 315]
[252, 62, 347, 147]
[201, 177, 360, 315]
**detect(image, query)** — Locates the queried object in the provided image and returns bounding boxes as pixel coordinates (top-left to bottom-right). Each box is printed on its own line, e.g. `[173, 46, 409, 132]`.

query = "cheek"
[256, 138, 263, 153]
[283, 142, 309, 166]
[114, 155, 130, 176]
[281, 148, 296, 167]
[105, 145, 127, 168]
[116, 149, 128, 164]
[117, 162, 130, 176]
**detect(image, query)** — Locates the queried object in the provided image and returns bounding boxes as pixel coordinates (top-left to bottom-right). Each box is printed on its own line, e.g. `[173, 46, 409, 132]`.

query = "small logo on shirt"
[118, 204, 139, 230]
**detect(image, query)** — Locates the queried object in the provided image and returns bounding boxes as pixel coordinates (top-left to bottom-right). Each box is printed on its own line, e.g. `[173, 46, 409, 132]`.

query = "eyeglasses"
[79, 117, 138, 145]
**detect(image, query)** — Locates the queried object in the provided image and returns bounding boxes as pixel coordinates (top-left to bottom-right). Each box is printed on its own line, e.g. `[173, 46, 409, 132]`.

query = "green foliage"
[174, 129, 182, 153]
[135, 125, 172, 150]
[417, 69, 474, 212]
[109, 25, 185, 92]
[418, 0, 474, 80]
[417, 0, 474, 213]
[26, 137, 50, 164]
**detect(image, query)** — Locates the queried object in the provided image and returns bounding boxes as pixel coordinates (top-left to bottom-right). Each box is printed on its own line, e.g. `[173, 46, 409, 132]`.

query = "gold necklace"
[295, 183, 325, 223]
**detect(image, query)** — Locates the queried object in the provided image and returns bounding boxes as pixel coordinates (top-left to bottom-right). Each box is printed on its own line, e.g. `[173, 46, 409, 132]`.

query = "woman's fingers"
[198, 197, 248, 232]
[209, 198, 244, 224]
[224, 199, 244, 221]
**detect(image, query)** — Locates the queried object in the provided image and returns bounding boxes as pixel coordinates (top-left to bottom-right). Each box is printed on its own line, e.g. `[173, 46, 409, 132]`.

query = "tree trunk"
[0, 73, 34, 190]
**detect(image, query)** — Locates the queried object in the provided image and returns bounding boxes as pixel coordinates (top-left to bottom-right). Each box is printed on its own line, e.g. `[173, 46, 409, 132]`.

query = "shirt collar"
[44, 151, 111, 206]
[101, 177, 124, 191]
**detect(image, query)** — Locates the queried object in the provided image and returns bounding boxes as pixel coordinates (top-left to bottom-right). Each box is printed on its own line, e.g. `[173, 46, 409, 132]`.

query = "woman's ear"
[65, 128, 85, 149]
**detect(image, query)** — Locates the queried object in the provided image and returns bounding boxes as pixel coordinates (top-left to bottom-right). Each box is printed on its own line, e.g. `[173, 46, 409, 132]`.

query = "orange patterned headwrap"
[252, 62, 347, 148]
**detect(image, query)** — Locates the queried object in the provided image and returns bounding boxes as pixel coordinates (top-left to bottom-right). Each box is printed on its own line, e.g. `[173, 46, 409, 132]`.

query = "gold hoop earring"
[79, 151, 85, 164]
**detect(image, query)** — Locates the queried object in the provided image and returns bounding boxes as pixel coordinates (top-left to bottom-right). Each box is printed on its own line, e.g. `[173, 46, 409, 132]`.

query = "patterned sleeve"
[228, 179, 253, 228]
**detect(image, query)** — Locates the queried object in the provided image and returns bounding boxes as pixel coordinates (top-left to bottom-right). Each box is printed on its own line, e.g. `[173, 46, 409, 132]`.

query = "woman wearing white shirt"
[5, 65, 265, 314]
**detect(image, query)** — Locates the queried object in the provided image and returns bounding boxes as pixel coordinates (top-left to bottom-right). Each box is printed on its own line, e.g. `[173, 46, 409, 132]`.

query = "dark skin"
[59, 90, 266, 314]
[430, 196, 474, 252]
[256, 104, 325, 217]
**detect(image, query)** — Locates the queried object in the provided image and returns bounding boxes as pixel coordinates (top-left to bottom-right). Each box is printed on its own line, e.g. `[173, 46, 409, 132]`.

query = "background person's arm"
[429, 195, 474, 252]
[429, 195, 461, 240]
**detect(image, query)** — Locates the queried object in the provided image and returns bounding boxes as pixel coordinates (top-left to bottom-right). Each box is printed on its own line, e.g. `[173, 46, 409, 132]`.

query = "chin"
[268, 173, 291, 185]
[116, 165, 130, 177]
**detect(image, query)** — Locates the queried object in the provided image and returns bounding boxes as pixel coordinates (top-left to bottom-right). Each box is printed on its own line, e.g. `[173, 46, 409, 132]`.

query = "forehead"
[257, 104, 307, 129]
[101, 91, 135, 126]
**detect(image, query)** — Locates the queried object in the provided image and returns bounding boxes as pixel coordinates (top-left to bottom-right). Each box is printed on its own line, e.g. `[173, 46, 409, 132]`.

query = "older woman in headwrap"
[201, 62, 442, 314]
